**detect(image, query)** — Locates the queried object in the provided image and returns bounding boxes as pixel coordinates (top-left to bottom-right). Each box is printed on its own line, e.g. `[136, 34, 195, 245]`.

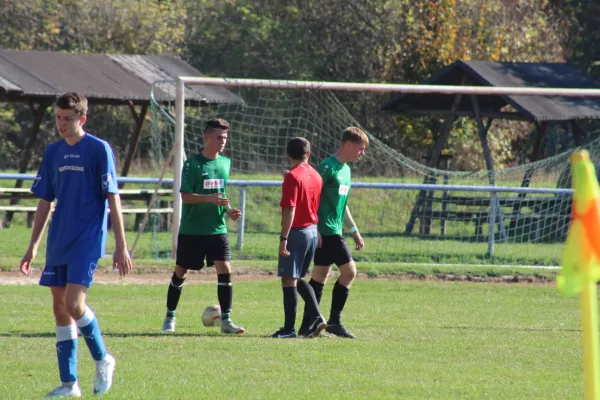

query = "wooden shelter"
[381, 60, 600, 235]
[0, 49, 241, 224]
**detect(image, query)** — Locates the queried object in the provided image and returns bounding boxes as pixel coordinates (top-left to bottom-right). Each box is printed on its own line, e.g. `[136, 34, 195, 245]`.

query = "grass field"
[1, 168, 569, 267]
[0, 278, 584, 399]
[0, 224, 564, 270]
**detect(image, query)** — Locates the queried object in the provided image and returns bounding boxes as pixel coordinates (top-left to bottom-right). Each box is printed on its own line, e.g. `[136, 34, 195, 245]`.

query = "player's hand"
[352, 231, 364, 251]
[279, 240, 290, 257]
[227, 208, 242, 221]
[317, 232, 322, 248]
[19, 246, 37, 276]
[282, 169, 290, 176]
[210, 194, 230, 206]
[113, 247, 133, 277]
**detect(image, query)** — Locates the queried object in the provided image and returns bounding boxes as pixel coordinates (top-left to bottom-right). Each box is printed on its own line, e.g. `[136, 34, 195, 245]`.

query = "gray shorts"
[278, 224, 318, 278]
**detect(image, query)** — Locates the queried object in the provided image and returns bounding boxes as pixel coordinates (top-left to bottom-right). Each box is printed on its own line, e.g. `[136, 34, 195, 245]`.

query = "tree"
[0, 0, 187, 171]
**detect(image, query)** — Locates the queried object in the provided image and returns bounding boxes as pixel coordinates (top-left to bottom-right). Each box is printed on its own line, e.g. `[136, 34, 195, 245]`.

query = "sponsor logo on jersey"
[58, 165, 85, 172]
[88, 262, 97, 278]
[203, 179, 224, 189]
[63, 154, 80, 159]
[102, 173, 113, 188]
[32, 175, 42, 188]
[339, 184, 350, 195]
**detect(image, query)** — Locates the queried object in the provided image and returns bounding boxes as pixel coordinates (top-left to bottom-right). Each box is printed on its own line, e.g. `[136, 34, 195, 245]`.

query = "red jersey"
[280, 163, 323, 228]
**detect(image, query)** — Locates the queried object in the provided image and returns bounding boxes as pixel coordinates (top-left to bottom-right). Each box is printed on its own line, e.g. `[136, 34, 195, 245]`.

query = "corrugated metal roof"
[381, 61, 600, 121]
[0, 49, 242, 105]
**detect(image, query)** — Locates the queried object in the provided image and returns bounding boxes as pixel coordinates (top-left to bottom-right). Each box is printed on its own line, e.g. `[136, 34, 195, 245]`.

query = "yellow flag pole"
[581, 280, 600, 400]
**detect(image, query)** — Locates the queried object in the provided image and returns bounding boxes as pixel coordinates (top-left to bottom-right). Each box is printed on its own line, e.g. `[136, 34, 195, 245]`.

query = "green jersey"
[179, 153, 230, 235]
[317, 156, 352, 236]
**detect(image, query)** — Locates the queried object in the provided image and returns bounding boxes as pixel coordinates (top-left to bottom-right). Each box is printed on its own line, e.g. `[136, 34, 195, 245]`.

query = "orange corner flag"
[559, 149, 600, 400]
[558, 150, 600, 296]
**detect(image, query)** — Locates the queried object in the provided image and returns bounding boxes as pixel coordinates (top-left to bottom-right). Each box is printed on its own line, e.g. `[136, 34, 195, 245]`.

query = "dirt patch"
[368, 272, 555, 286]
[0, 266, 278, 285]
[0, 267, 554, 285]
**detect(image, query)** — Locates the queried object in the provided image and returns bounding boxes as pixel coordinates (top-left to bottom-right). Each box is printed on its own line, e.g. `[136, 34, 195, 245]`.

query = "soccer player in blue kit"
[19, 93, 133, 398]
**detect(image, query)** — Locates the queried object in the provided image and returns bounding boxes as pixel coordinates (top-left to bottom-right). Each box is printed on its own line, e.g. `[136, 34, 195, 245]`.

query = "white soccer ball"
[202, 305, 222, 327]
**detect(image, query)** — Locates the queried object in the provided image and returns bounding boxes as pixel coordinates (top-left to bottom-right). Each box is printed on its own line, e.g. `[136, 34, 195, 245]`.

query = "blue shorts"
[278, 225, 318, 279]
[39, 259, 100, 288]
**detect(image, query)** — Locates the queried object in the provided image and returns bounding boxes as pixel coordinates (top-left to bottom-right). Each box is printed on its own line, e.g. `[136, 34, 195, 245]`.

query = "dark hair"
[204, 118, 230, 133]
[286, 137, 310, 160]
[55, 92, 88, 116]
[342, 127, 369, 148]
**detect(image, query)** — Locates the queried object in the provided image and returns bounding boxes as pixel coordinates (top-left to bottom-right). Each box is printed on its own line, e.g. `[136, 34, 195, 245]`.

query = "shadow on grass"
[0, 331, 268, 339]
[439, 325, 581, 333]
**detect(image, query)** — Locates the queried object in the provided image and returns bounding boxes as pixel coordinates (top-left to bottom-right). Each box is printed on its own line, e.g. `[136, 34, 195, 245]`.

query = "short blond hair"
[342, 127, 369, 148]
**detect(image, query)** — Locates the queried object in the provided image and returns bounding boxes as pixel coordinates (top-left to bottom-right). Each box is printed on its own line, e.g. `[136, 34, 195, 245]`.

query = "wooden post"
[571, 120, 586, 147]
[440, 155, 453, 236]
[119, 102, 149, 188]
[471, 94, 506, 243]
[4, 102, 49, 227]
[405, 82, 465, 235]
[511, 122, 548, 223]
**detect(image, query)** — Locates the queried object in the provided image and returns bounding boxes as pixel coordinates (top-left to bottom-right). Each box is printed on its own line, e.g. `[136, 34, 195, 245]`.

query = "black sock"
[297, 279, 320, 321]
[166, 272, 185, 315]
[309, 278, 324, 305]
[217, 274, 232, 319]
[329, 280, 349, 325]
[301, 279, 324, 328]
[283, 287, 298, 332]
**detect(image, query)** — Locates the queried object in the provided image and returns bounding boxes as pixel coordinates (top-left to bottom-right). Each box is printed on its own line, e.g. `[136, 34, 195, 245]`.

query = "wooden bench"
[0, 205, 173, 229]
[0, 205, 38, 227]
[1, 187, 174, 228]
[423, 195, 570, 240]
[0, 188, 173, 201]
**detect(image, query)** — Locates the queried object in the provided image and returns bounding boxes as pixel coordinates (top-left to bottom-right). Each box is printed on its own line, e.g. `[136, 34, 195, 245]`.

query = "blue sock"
[56, 325, 78, 383]
[77, 306, 107, 361]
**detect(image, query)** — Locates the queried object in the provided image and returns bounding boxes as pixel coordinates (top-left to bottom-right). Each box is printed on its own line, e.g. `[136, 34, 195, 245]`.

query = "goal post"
[160, 76, 600, 262]
[172, 78, 185, 256]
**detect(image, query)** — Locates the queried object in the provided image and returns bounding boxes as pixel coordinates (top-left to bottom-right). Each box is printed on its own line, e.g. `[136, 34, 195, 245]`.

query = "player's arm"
[344, 206, 358, 230]
[20, 199, 53, 275]
[345, 206, 364, 251]
[99, 142, 132, 276]
[279, 173, 298, 257]
[21, 148, 55, 275]
[181, 191, 229, 206]
[280, 207, 295, 242]
[107, 193, 132, 276]
[280, 207, 295, 257]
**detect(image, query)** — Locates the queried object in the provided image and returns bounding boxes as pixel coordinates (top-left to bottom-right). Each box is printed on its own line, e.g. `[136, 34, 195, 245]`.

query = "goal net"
[144, 78, 600, 266]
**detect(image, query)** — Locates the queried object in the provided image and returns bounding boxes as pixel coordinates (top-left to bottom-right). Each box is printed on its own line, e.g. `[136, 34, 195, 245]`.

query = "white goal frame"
[172, 76, 600, 255]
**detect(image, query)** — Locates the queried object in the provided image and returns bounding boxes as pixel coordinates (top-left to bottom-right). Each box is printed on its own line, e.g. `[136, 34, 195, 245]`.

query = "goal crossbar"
[171, 76, 600, 255]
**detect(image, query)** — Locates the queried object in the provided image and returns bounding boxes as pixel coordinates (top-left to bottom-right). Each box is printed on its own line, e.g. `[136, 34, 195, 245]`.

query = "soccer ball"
[202, 305, 222, 327]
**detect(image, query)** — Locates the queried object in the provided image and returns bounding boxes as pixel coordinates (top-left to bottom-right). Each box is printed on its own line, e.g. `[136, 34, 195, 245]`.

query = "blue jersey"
[31, 133, 119, 266]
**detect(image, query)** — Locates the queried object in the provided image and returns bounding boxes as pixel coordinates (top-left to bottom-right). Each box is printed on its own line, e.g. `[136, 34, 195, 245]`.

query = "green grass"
[0, 280, 584, 399]
[0, 225, 563, 277]
[0, 170, 568, 268]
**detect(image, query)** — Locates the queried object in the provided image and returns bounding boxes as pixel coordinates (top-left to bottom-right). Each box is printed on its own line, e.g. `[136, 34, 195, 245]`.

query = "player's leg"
[40, 265, 82, 398]
[272, 229, 305, 338]
[65, 261, 115, 395]
[298, 237, 332, 336]
[296, 226, 326, 338]
[211, 234, 244, 334]
[271, 276, 298, 338]
[215, 260, 245, 334]
[163, 265, 189, 332]
[163, 234, 204, 332]
[325, 237, 357, 338]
